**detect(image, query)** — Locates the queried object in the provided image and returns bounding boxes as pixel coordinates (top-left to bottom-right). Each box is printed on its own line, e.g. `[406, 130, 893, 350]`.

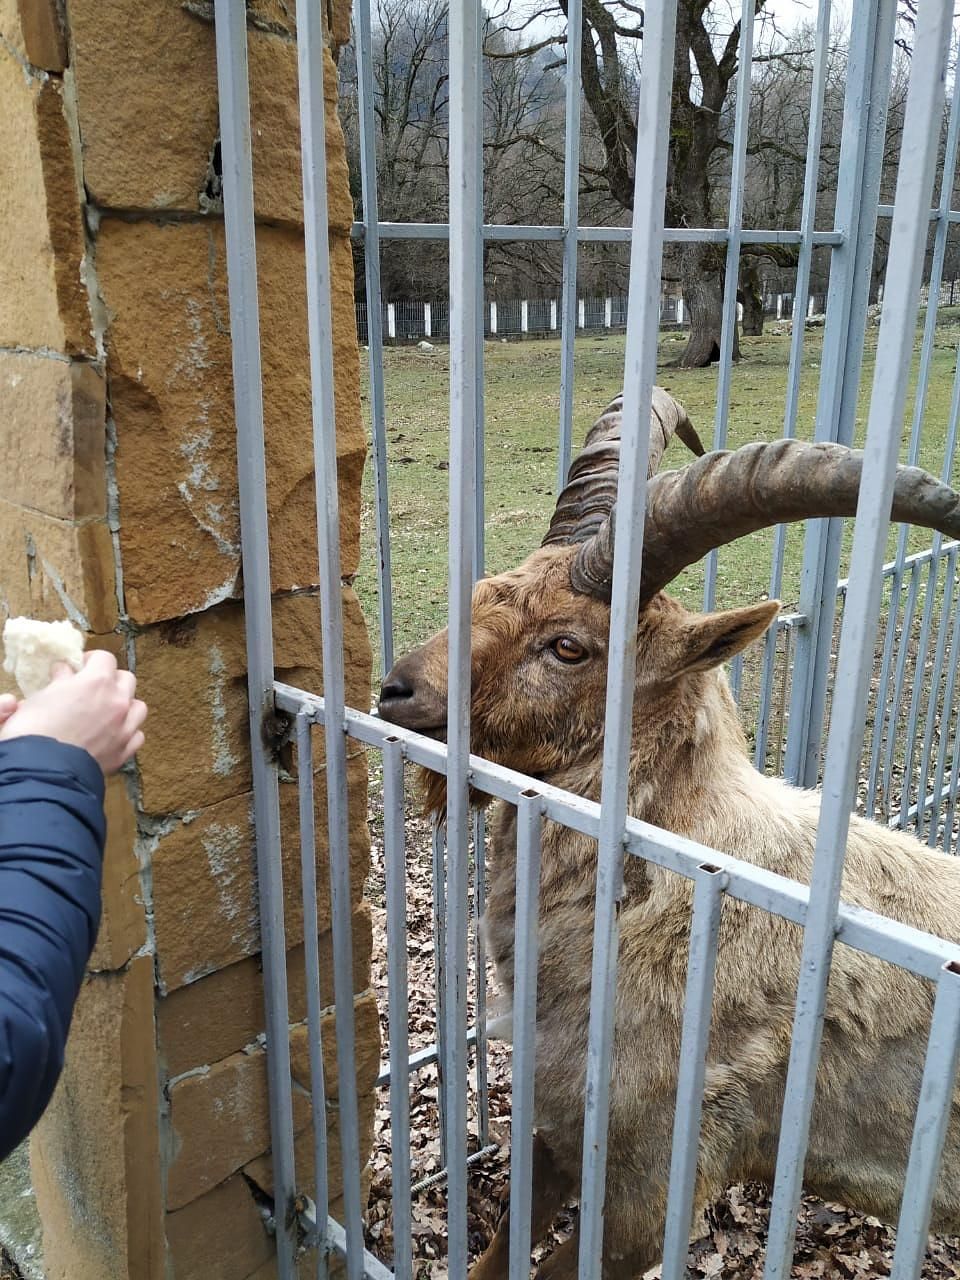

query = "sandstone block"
[288, 992, 382, 1102]
[245, 1260, 280, 1280]
[96, 219, 365, 624]
[243, 1088, 377, 1209]
[30, 958, 164, 1280]
[89, 774, 147, 972]
[67, 0, 353, 229]
[0, 46, 91, 354]
[328, 0, 353, 54]
[164, 1003, 378, 1211]
[0, 501, 116, 632]
[257, 227, 364, 583]
[134, 590, 371, 814]
[0, 355, 106, 520]
[165, 1045, 312, 1211]
[0, 0, 66, 70]
[151, 753, 369, 993]
[164, 1172, 274, 1280]
[158, 904, 374, 1076]
[237, 1191, 354, 1280]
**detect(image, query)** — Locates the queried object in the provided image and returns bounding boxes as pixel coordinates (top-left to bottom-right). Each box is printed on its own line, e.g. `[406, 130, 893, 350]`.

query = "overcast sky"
[760, 0, 852, 33]
[515, 0, 857, 44]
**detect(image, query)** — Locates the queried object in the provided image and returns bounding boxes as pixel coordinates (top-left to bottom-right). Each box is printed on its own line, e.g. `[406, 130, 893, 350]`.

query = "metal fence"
[355, 291, 839, 344]
[213, 0, 960, 1277]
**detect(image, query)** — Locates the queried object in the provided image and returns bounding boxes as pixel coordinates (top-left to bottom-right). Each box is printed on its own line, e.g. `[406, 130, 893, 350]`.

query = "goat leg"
[533, 1227, 658, 1280]
[468, 1133, 574, 1280]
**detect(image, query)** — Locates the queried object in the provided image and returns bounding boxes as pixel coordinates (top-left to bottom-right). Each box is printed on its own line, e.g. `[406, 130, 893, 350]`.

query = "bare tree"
[486, 1, 788, 365]
[339, 0, 451, 299]
[341, 0, 582, 302]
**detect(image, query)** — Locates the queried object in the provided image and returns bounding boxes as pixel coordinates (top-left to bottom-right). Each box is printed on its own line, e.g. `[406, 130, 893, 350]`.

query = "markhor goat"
[378, 391, 960, 1279]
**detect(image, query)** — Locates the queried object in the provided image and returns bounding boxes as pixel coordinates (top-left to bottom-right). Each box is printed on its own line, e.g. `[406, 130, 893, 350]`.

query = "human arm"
[0, 650, 147, 1158]
[0, 736, 106, 1160]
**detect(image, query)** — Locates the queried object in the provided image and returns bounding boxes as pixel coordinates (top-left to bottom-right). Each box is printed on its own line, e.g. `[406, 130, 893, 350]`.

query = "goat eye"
[550, 636, 586, 663]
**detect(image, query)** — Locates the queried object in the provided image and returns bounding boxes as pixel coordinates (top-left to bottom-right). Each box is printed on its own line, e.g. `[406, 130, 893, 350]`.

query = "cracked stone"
[96, 219, 364, 625]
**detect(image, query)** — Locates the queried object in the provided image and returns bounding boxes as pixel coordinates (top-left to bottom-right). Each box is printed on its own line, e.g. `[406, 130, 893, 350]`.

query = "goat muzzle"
[378, 650, 448, 738]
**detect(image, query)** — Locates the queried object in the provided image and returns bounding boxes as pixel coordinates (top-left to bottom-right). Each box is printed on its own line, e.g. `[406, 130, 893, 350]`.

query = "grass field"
[357, 316, 960, 680]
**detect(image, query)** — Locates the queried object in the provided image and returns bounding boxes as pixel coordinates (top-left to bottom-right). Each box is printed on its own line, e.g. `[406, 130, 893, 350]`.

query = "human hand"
[0, 650, 147, 775]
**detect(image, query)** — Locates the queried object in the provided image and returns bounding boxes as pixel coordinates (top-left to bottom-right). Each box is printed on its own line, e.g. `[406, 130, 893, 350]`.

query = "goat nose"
[379, 673, 414, 704]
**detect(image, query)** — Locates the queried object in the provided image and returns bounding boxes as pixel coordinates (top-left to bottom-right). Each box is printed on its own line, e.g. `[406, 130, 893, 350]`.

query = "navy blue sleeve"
[0, 737, 106, 1161]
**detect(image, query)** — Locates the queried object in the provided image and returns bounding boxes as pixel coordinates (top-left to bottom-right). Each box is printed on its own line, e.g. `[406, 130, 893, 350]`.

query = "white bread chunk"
[2, 617, 85, 697]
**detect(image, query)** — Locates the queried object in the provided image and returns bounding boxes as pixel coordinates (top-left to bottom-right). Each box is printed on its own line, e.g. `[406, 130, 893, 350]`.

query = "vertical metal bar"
[912, 170, 960, 833]
[875, 42, 960, 822]
[294, 3, 364, 1273]
[446, 0, 482, 1271]
[577, 3, 679, 1274]
[471, 10, 489, 1147]
[472, 809, 490, 1147]
[899, 551, 953, 831]
[889, 961, 960, 1279]
[881, 565, 923, 817]
[764, 7, 955, 1275]
[354, 0, 394, 676]
[922, 356, 960, 841]
[903, 32, 960, 462]
[705, 0, 756, 611]
[783, 0, 896, 788]
[867, 571, 911, 820]
[945, 704, 960, 856]
[296, 714, 331, 1276]
[755, 0, 833, 768]
[432, 821, 449, 1166]
[383, 738, 412, 1280]
[475, 10, 486, 577]
[213, 4, 298, 1273]
[730, 651, 744, 706]
[774, 623, 793, 776]
[507, 792, 543, 1280]
[781, 0, 833, 447]
[915, 549, 958, 839]
[557, 0, 583, 492]
[660, 865, 726, 1280]
[930, 568, 960, 848]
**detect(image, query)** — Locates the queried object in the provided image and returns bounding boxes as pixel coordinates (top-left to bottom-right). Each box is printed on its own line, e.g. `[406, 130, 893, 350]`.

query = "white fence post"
[521, 300, 529, 333]
[776, 294, 783, 319]
[676, 297, 684, 325]
[578, 298, 585, 328]
[737, 301, 743, 322]
[490, 300, 498, 335]
[387, 301, 396, 339]
[808, 296, 815, 318]
[550, 299, 558, 331]
[424, 301, 432, 337]
[604, 297, 612, 328]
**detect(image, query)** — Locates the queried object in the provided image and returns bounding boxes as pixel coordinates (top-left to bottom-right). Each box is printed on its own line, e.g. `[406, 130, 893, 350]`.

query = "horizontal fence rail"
[275, 686, 960, 989]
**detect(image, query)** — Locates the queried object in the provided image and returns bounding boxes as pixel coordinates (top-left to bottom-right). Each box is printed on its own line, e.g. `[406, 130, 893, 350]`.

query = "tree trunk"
[675, 246, 740, 367]
[739, 262, 765, 336]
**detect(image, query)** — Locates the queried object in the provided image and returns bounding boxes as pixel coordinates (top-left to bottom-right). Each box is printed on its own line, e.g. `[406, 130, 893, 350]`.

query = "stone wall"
[0, 1, 376, 1276]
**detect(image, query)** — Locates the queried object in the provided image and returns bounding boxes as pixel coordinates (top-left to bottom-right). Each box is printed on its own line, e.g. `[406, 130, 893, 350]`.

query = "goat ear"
[676, 600, 781, 675]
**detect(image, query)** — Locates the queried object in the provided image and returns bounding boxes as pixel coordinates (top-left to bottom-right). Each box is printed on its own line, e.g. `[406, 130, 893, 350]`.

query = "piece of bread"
[2, 618, 86, 697]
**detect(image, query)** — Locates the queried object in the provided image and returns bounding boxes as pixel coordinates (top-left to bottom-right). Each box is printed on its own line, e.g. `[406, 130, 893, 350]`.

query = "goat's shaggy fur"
[380, 542, 960, 1278]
